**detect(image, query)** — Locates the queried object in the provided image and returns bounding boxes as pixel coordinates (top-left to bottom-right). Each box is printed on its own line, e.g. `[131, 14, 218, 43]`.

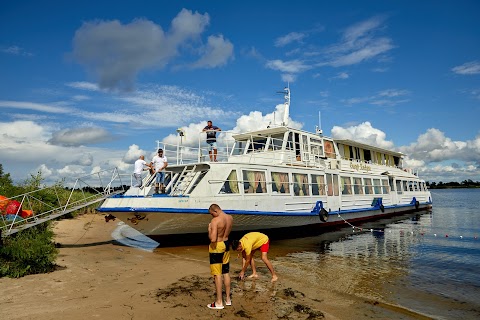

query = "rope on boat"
[335, 211, 478, 240]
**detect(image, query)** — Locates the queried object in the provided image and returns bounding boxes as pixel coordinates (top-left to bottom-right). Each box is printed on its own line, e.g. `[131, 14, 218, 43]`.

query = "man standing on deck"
[133, 155, 151, 188]
[151, 149, 168, 194]
[203, 120, 221, 162]
[207, 204, 233, 309]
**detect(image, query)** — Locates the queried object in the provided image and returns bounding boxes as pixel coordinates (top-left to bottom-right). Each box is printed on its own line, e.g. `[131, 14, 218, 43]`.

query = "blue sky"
[0, 0, 479, 184]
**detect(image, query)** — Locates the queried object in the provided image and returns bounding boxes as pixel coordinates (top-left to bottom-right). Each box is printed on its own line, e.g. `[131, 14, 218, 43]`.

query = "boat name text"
[350, 162, 372, 172]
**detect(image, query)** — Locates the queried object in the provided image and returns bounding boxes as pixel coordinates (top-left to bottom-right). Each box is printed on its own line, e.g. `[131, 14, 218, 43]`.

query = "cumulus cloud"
[398, 128, 480, 164]
[48, 127, 113, 146]
[451, 61, 480, 75]
[0, 120, 49, 140]
[123, 144, 149, 163]
[73, 153, 94, 166]
[191, 35, 234, 68]
[331, 121, 394, 149]
[72, 9, 233, 91]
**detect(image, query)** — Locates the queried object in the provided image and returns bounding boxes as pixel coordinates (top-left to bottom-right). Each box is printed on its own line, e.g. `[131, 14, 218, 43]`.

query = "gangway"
[1, 168, 125, 238]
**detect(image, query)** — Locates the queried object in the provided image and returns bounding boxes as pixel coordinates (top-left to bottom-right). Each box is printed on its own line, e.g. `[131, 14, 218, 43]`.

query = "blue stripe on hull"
[96, 201, 433, 217]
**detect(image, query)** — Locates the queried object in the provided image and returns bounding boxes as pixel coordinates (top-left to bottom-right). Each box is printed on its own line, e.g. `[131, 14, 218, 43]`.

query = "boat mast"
[279, 85, 290, 126]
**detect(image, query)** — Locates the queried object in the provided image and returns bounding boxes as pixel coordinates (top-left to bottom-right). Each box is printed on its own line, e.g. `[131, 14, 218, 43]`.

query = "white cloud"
[265, 59, 311, 73]
[191, 34, 234, 68]
[0, 120, 50, 140]
[66, 82, 99, 91]
[331, 121, 394, 149]
[123, 144, 149, 164]
[321, 16, 394, 67]
[342, 88, 409, 107]
[0, 45, 33, 56]
[72, 9, 233, 91]
[0, 101, 73, 114]
[282, 74, 296, 83]
[332, 72, 349, 80]
[451, 61, 480, 75]
[35, 164, 53, 179]
[275, 32, 307, 47]
[48, 127, 113, 146]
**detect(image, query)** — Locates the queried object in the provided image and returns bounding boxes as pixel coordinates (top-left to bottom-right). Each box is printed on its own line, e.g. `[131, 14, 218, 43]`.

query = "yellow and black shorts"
[209, 240, 230, 275]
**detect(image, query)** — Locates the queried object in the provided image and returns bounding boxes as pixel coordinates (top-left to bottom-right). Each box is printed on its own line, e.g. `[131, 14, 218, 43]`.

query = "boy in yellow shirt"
[232, 232, 278, 282]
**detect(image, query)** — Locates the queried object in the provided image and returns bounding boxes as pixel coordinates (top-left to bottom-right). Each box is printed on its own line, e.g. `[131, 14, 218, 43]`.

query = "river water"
[268, 189, 480, 319]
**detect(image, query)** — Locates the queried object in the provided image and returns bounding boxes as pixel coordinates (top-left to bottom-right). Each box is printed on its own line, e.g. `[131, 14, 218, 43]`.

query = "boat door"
[326, 173, 340, 211]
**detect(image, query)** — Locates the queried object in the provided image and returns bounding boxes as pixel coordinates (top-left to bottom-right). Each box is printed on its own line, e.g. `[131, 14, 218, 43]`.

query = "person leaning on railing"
[203, 120, 221, 162]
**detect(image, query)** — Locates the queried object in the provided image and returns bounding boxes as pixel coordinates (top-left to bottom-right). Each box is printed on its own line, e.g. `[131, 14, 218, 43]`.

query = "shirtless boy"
[207, 204, 233, 309]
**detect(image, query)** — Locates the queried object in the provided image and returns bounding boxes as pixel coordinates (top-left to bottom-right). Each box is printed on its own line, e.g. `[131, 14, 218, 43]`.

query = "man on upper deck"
[203, 120, 221, 162]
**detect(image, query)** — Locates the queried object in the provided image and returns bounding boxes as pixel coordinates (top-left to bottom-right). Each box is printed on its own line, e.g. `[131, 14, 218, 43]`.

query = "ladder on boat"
[170, 165, 197, 196]
[0, 168, 125, 238]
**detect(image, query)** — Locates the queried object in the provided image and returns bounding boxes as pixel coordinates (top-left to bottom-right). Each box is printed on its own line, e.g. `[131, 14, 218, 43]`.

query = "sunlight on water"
[272, 189, 480, 319]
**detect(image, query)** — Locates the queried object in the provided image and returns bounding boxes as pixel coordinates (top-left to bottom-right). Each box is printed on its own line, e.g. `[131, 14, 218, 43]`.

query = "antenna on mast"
[277, 83, 290, 126]
[315, 111, 323, 135]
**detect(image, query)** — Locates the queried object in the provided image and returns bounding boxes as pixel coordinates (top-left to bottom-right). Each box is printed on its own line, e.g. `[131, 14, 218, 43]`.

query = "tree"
[0, 164, 15, 197]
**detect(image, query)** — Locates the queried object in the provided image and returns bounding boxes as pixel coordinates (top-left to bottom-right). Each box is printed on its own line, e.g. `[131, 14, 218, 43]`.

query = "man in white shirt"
[151, 149, 168, 194]
[133, 155, 151, 187]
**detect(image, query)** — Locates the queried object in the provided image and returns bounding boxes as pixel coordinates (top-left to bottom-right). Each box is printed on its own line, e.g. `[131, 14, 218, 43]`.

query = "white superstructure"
[97, 87, 432, 239]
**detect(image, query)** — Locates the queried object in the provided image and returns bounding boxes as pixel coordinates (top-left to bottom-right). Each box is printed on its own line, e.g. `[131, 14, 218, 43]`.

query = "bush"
[0, 223, 58, 278]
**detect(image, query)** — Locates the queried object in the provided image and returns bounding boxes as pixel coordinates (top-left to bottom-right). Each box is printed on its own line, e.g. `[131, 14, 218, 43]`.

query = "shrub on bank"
[0, 223, 58, 278]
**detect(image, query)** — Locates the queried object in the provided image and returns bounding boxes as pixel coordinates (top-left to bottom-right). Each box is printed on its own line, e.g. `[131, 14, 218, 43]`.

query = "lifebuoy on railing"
[415, 201, 420, 209]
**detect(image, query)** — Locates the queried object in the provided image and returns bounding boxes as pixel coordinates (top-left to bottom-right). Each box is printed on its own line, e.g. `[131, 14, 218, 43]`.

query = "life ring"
[380, 204, 385, 213]
[324, 141, 333, 154]
[415, 201, 419, 209]
[319, 207, 329, 222]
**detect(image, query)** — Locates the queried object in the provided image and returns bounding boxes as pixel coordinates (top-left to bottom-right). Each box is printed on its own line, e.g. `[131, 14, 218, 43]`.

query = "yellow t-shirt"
[240, 232, 269, 256]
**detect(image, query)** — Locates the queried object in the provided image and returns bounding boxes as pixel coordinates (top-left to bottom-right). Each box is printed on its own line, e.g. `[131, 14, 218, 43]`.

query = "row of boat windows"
[219, 170, 426, 196]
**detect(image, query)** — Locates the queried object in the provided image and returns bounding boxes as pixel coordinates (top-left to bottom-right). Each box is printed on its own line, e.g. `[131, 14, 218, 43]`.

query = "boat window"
[396, 180, 403, 194]
[188, 170, 208, 194]
[341, 176, 352, 195]
[382, 179, 389, 193]
[408, 181, 414, 192]
[220, 170, 239, 194]
[364, 150, 372, 162]
[232, 140, 247, 155]
[269, 134, 284, 151]
[373, 179, 382, 194]
[243, 170, 267, 194]
[364, 178, 373, 194]
[311, 174, 326, 195]
[352, 177, 362, 194]
[404, 181, 409, 192]
[251, 138, 267, 152]
[326, 174, 339, 196]
[293, 173, 309, 196]
[271, 172, 290, 194]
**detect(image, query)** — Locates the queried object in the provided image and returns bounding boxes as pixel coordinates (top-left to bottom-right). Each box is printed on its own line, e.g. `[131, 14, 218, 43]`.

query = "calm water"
[271, 189, 480, 319]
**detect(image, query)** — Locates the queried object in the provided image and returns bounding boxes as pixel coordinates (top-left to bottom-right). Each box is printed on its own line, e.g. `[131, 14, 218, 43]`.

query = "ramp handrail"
[1, 167, 125, 238]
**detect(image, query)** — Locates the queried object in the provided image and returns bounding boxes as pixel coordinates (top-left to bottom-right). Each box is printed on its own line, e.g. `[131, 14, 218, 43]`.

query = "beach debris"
[104, 214, 116, 222]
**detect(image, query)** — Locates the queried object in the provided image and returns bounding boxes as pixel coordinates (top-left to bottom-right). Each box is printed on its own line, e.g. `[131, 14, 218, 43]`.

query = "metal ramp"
[1, 168, 125, 238]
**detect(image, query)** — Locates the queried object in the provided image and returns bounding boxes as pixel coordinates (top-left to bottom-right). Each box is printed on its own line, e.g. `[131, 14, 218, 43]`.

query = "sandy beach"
[0, 213, 433, 320]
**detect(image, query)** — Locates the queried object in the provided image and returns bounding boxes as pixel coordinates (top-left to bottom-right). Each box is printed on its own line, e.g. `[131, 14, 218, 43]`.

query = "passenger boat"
[97, 87, 432, 239]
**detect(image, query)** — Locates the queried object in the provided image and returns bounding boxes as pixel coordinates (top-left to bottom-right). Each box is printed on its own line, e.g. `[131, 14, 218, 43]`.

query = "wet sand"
[0, 213, 434, 319]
